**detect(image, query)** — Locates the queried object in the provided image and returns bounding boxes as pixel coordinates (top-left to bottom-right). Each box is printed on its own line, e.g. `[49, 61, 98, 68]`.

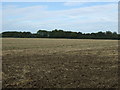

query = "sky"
[2, 2, 118, 33]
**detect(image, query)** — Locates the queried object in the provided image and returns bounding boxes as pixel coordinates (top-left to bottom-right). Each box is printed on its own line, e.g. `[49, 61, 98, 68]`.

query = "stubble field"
[2, 38, 119, 88]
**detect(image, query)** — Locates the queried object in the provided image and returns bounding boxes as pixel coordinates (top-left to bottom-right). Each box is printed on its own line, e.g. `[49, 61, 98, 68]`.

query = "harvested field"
[2, 38, 119, 88]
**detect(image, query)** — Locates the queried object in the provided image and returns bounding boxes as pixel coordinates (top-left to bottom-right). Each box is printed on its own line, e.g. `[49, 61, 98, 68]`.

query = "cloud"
[1, 0, 119, 2]
[0, 3, 2, 32]
[63, 2, 86, 6]
[2, 2, 118, 33]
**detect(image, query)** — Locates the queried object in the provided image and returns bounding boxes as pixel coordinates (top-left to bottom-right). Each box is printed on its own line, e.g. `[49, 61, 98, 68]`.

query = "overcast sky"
[2, 2, 118, 33]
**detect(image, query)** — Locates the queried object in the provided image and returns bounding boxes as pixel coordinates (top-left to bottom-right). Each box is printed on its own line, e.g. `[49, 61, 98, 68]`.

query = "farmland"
[2, 38, 119, 88]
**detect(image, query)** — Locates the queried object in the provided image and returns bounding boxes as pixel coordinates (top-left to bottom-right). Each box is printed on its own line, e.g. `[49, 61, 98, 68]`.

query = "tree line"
[1, 29, 120, 40]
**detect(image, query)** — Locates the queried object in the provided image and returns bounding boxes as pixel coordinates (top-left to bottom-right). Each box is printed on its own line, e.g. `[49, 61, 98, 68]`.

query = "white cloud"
[0, 3, 2, 33]
[1, 0, 119, 2]
[3, 5, 47, 15]
[63, 2, 86, 6]
[2, 3, 118, 33]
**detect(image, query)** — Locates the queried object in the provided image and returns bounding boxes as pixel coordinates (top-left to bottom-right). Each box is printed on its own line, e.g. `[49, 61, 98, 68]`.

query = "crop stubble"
[2, 38, 119, 88]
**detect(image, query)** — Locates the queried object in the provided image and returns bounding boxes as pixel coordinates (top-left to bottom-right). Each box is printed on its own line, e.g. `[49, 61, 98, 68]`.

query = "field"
[2, 38, 119, 88]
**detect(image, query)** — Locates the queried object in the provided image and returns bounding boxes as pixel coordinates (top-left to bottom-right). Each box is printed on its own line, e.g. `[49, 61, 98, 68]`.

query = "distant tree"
[37, 30, 49, 38]
[106, 31, 113, 35]
[1, 30, 119, 40]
